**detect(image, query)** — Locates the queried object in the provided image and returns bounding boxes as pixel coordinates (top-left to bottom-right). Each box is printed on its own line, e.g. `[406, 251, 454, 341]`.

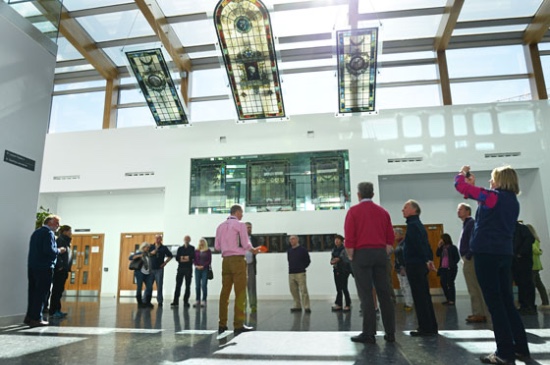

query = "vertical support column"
[103, 78, 120, 129]
[436, 50, 452, 105]
[523, 43, 548, 100]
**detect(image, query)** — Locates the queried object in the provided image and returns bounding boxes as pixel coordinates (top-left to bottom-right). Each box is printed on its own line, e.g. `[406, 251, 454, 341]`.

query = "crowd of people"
[25, 164, 550, 365]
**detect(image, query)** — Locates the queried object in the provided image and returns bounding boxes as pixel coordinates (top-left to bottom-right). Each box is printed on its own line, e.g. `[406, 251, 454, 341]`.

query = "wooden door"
[65, 234, 104, 296]
[392, 224, 444, 289]
[118, 232, 163, 297]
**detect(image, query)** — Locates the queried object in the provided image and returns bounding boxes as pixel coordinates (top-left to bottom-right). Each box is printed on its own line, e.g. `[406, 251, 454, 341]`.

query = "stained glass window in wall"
[189, 162, 226, 213]
[337, 28, 379, 114]
[189, 150, 350, 214]
[311, 156, 346, 210]
[126, 49, 188, 126]
[214, 0, 285, 120]
[247, 160, 290, 210]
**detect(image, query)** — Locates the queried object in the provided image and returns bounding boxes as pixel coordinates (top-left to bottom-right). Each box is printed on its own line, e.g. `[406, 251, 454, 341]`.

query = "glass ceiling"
[49, 0, 549, 109]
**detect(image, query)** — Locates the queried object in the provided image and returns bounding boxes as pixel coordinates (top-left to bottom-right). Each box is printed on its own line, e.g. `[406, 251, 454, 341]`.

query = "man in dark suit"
[25, 215, 65, 327]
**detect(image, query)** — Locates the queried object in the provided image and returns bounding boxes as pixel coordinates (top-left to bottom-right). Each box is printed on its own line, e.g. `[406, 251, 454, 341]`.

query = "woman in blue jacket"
[455, 165, 529, 365]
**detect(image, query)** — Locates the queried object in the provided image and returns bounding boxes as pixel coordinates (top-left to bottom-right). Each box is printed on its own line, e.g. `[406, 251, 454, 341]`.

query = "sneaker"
[51, 311, 68, 318]
[193, 302, 200, 308]
[331, 305, 342, 311]
[342, 306, 351, 312]
[480, 353, 515, 365]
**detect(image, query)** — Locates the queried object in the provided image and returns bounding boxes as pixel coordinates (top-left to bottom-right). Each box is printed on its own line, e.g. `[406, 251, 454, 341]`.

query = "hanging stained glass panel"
[337, 28, 379, 114]
[310, 156, 346, 210]
[214, 0, 285, 120]
[126, 49, 189, 126]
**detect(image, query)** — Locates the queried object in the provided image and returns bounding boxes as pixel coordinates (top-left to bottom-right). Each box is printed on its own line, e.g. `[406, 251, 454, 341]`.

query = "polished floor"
[1, 295, 549, 364]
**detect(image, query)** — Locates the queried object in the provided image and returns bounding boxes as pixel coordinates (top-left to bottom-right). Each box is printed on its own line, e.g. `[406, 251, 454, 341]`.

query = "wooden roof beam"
[434, 0, 464, 51]
[524, 0, 550, 44]
[134, 0, 191, 104]
[35, 1, 118, 80]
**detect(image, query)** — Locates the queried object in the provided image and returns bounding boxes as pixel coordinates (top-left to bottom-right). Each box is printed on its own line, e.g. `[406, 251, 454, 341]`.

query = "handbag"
[207, 267, 214, 280]
[129, 257, 143, 271]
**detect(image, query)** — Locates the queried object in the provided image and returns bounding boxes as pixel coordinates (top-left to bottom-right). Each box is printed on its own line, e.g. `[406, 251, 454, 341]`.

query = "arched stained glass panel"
[214, 0, 285, 120]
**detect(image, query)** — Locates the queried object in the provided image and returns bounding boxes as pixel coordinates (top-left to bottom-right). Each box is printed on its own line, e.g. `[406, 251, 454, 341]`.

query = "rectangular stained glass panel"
[247, 160, 290, 209]
[337, 28, 379, 114]
[126, 49, 188, 126]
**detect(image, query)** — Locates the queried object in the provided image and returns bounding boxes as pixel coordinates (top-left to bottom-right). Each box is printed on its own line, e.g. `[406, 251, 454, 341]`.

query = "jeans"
[195, 268, 208, 302]
[151, 268, 165, 304]
[475, 253, 529, 361]
[173, 267, 192, 304]
[135, 270, 154, 304]
[333, 270, 351, 307]
[439, 267, 458, 302]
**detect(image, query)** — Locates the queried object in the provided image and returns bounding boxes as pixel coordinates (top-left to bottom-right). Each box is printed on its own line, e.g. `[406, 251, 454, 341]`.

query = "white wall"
[39, 101, 550, 301]
[0, 4, 56, 318]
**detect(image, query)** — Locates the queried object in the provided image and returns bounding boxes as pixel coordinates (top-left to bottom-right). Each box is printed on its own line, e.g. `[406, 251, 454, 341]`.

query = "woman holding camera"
[454, 165, 529, 365]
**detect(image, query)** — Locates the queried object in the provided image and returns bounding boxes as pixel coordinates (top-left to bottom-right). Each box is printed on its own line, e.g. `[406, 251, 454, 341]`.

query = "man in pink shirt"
[344, 182, 396, 344]
[215, 205, 255, 335]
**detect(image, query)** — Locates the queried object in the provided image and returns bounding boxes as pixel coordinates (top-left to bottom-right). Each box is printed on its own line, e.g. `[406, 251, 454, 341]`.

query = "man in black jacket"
[25, 215, 65, 327]
[513, 222, 536, 315]
[49, 225, 72, 318]
[402, 200, 438, 336]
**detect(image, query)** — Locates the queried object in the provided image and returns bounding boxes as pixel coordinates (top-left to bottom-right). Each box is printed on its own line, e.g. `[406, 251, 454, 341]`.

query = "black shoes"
[305, 308, 311, 313]
[170, 302, 178, 307]
[480, 353, 516, 365]
[351, 333, 376, 344]
[384, 334, 396, 342]
[234, 325, 255, 336]
[183, 302, 190, 308]
[290, 308, 301, 312]
[518, 307, 537, 315]
[218, 325, 228, 334]
[410, 330, 438, 337]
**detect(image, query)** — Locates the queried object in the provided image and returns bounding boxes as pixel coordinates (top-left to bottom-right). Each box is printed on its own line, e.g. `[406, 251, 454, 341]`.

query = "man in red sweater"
[344, 182, 396, 344]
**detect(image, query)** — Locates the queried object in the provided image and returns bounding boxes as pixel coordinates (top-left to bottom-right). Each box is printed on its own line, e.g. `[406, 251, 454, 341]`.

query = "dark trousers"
[406, 263, 438, 333]
[351, 248, 395, 336]
[173, 267, 193, 304]
[49, 270, 69, 314]
[533, 270, 549, 305]
[439, 268, 458, 302]
[27, 268, 53, 321]
[475, 253, 529, 361]
[333, 271, 351, 307]
[512, 258, 536, 310]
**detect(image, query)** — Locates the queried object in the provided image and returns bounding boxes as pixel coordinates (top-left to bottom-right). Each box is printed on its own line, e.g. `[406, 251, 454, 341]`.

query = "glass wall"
[189, 150, 351, 214]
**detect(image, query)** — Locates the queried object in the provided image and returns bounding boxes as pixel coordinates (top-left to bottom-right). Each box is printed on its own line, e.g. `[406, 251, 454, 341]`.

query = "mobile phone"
[465, 171, 471, 178]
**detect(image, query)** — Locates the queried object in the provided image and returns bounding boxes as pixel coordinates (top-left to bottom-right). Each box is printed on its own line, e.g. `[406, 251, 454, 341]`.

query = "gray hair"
[357, 182, 374, 199]
[406, 199, 421, 215]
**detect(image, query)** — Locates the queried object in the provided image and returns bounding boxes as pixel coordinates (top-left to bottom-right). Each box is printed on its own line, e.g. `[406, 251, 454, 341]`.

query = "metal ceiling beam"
[69, 3, 138, 18]
[434, 0, 464, 51]
[134, 0, 191, 104]
[524, 0, 550, 44]
[455, 17, 532, 29]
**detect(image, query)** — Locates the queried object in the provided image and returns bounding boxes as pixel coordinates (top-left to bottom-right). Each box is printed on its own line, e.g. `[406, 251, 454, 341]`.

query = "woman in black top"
[436, 233, 460, 305]
[330, 234, 352, 311]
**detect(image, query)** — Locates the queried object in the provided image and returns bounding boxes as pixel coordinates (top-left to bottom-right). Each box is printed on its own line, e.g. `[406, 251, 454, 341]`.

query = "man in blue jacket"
[25, 215, 65, 327]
